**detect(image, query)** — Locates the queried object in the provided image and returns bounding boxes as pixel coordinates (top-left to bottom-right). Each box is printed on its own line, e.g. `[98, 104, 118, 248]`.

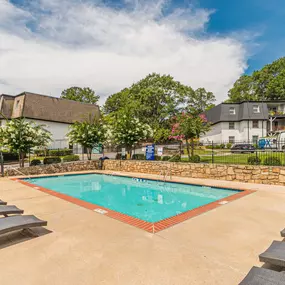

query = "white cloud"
[0, 0, 247, 104]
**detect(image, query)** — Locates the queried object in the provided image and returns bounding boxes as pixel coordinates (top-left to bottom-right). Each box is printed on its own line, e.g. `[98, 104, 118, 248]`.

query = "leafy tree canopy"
[67, 116, 106, 160]
[228, 57, 285, 102]
[104, 73, 215, 143]
[61, 87, 99, 104]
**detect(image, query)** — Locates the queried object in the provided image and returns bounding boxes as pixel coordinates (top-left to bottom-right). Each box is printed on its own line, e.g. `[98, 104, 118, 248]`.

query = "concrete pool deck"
[1, 171, 285, 285]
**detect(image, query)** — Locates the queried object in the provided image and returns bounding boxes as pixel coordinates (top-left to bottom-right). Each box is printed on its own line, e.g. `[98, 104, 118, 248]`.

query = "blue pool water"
[25, 174, 239, 223]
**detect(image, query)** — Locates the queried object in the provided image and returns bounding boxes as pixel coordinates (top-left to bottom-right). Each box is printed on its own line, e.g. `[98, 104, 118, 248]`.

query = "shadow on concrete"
[0, 227, 52, 249]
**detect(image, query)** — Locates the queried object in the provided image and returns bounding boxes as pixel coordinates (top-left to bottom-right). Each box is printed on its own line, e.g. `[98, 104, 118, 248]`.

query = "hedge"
[247, 156, 261, 165]
[2, 152, 19, 161]
[43, 157, 62, 165]
[62, 155, 80, 162]
[263, 156, 282, 166]
[132, 154, 145, 160]
[30, 159, 41, 166]
[188, 155, 201, 163]
[34, 148, 72, 157]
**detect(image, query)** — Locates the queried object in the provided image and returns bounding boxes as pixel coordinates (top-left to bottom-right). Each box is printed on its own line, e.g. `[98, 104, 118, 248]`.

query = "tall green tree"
[228, 57, 285, 102]
[61, 87, 99, 104]
[104, 73, 212, 143]
[185, 88, 216, 115]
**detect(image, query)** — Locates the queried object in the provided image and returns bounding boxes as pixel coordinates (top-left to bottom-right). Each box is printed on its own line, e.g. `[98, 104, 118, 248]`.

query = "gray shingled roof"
[0, 92, 100, 124]
[204, 102, 269, 124]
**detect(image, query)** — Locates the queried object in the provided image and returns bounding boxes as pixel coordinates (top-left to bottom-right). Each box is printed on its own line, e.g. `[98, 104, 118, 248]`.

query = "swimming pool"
[21, 174, 247, 230]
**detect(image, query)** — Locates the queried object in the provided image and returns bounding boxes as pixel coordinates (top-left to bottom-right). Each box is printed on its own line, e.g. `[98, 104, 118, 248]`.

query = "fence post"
[211, 141, 214, 164]
[255, 149, 258, 165]
[0, 152, 4, 177]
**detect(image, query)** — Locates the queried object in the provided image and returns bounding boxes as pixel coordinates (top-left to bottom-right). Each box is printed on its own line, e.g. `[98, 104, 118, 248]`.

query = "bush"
[132, 154, 145, 160]
[247, 156, 261, 165]
[2, 152, 19, 161]
[30, 159, 41, 166]
[220, 144, 225, 149]
[62, 155, 80, 162]
[34, 149, 47, 157]
[162, 156, 171, 161]
[189, 155, 201, 163]
[49, 149, 73, 156]
[226, 143, 232, 149]
[263, 156, 282, 166]
[43, 157, 62, 165]
[115, 153, 126, 160]
[154, 155, 161, 161]
[169, 155, 181, 162]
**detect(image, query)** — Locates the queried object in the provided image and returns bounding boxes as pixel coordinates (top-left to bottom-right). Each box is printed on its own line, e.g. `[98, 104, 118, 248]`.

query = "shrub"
[226, 143, 232, 149]
[263, 156, 282, 166]
[34, 149, 47, 157]
[220, 144, 225, 149]
[162, 156, 171, 161]
[189, 155, 201, 163]
[169, 155, 181, 162]
[30, 159, 41, 166]
[43, 157, 62, 165]
[154, 155, 161, 161]
[2, 152, 19, 162]
[62, 155, 80, 162]
[115, 153, 126, 160]
[247, 156, 261, 165]
[132, 154, 145, 160]
[49, 149, 73, 156]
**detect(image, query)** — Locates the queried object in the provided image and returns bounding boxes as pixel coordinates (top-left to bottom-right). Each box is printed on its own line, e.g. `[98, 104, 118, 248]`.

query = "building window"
[229, 136, 235, 143]
[229, 107, 236, 115]
[229, 122, 235, 129]
[253, 105, 260, 113]
[252, 136, 259, 144]
[15, 100, 20, 108]
[253, 120, 259, 128]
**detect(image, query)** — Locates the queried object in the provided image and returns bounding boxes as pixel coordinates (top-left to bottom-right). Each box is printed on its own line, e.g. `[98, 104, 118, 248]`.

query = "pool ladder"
[160, 168, 172, 182]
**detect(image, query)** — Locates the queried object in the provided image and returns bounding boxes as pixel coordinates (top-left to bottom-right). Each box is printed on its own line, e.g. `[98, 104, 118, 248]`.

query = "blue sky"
[1, 0, 284, 102]
[197, 0, 285, 73]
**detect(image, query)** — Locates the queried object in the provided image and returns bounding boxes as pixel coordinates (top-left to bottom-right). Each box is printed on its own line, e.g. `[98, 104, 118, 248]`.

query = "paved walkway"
[1, 172, 285, 284]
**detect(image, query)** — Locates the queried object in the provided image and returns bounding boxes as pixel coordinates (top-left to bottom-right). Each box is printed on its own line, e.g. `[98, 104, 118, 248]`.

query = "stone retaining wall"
[4, 160, 100, 177]
[103, 160, 285, 186]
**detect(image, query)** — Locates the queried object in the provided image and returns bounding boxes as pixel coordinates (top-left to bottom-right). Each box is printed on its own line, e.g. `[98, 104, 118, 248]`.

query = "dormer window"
[253, 105, 260, 113]
[229, 107, 236, 115]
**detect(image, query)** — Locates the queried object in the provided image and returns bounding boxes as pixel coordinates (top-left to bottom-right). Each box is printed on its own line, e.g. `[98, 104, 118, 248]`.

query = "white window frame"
[252, 120, 259, 128]
[229, 122, 235, 130]
[253, 105, 260, 113]
[229, 136, 235, 144]
[229, 107, 236, 115]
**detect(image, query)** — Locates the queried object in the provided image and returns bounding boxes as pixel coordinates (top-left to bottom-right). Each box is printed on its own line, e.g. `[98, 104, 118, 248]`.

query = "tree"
[170, 113, 211, 160]
[228, 57, 285, 102]
[104, 73, 194, 124]
[61, 87, 99, 104]
[108, 108, 152, 156]
[185, 88, 216, 115]
[67, 117, 106, 160]
[1, 118, 52, 167]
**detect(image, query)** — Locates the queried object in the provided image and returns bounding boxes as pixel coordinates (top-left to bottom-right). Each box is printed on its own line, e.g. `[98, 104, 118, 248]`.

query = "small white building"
[0, 92, 100, 150]
[201, 101, 270, 144]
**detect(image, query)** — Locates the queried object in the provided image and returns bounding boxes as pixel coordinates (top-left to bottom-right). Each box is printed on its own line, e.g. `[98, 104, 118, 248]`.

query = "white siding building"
[201, 102, 268, 144]
[0, 92, 100, 150]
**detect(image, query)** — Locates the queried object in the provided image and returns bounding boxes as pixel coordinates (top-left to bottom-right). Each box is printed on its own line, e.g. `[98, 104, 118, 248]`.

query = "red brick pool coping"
[11, 175, 254, 233]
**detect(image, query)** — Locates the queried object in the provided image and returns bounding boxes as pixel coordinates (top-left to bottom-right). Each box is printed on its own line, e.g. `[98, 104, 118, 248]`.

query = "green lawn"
[182, 151, 285, 165]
